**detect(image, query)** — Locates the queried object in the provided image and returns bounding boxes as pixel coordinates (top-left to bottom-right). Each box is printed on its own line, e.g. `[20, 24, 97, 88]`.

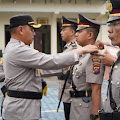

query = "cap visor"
[107, 16, 120, 23]
[76, 27, 87, 31]
[61, 26, 68, 30]
[31, 24, 42, 28]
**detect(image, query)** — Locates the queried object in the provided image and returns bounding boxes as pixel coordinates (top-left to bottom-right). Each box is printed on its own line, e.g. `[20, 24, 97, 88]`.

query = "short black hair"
[70, 25, 77, 32]
[86, 27, 99, 41]
[9, 27, 18, 34]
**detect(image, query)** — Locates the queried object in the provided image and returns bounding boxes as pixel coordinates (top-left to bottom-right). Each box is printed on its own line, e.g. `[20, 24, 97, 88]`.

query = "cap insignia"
[77, 18, 80, 24]
[108, 0, 112, 12]
[28, 21, 35, 24]
[61, 19, 63, 24]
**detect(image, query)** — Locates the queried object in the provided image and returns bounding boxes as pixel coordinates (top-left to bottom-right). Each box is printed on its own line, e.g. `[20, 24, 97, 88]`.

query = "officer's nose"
[108, 26, 113, 34]
[60, 30, 63, 35]
[75, 32, 79, 37]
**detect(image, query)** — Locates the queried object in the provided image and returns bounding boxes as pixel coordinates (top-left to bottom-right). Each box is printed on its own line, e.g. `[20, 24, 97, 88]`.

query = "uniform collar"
[10, 38, 25, 46]
[64, 38, 76, 48]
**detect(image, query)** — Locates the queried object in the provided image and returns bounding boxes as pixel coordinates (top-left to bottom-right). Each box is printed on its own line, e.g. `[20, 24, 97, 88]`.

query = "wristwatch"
[90, 113, 98, 120]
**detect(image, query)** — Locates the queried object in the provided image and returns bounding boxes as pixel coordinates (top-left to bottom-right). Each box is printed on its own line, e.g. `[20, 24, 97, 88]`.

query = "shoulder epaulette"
[71, 42, 77, 49]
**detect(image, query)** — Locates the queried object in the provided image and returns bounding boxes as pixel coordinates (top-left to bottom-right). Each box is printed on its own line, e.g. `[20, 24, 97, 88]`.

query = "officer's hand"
[94, 51, 116, 66]
[95, 40, 110, 50]
[80, 45, 98, 54]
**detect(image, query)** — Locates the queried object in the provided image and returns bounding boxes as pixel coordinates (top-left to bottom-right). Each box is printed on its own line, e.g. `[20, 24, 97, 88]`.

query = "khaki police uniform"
[0, 58, 5, 117]
[102, 0, 120, 114]
[2, 38, 79, 120]
[0, 58, 5, 82]
[70, 54, 104, 120]
[58, 39, 80, 103]
[103, 51, 120, 112]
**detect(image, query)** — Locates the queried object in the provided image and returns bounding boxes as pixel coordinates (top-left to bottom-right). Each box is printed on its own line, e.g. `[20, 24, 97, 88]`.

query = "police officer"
[2, 15, 98, 120]
[69, 14, 105, 120]
[58, 16, 80, 120]
[97, 0, 120, 120]
[0, 57, 5, 119]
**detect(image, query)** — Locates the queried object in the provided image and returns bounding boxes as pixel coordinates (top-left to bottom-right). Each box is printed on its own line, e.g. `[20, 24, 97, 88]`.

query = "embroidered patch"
[71, 42, 77, 49]
[92, 58, 101, 63]
[93, 64, 100, 75]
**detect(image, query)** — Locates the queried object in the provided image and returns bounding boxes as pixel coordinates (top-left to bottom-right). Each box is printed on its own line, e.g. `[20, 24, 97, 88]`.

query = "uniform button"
[117, 82, 120, 86]
[72, 72, 74, 75]
[76, 70, 78, 72]
[79, 104, 82, 107]
[70, 99, 72, 102]
[105, 97, 107, 101]
[79, 62, 82, 66]
[114, 66, 118, 70]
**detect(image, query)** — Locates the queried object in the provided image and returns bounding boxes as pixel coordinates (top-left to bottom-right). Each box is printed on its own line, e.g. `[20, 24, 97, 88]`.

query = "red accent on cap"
[111, 9, 120, 14]
[79, 22, 100, 28]
[63, 22, 76, 25]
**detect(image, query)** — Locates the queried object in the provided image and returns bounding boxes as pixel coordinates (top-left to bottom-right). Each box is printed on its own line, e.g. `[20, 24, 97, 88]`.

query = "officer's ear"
[88, 31, 94, 40]
[71, 29, 75, 36]
[18, 26, 24, 35]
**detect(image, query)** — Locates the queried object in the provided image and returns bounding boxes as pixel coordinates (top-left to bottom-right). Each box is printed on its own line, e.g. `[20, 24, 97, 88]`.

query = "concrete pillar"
[96, 13, 110, 43]
[50, 14, 57, 54]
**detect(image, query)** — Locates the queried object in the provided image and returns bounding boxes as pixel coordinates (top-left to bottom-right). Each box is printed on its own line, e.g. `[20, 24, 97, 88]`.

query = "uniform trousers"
[63, 102, 71, 120]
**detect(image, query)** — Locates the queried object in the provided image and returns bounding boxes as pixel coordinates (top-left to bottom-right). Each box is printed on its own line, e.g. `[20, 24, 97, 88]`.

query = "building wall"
[0, 0, 109, 54]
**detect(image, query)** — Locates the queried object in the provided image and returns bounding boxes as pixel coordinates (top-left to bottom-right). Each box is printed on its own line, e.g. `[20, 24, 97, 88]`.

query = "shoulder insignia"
[71, 42, 77, 49]
[108, 0, 112, 12]
[93, 64, 100, 75]
[0, 58, 3, 64]
[92, 58, 101, 63]
[92, 58, 101, 75]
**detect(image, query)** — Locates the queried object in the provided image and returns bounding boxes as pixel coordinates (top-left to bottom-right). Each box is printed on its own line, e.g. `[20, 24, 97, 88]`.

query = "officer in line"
[96, 0, 120, 120]
[58, 16, 80, 120]
[40, 16, 80, 120]
[2, 15, 98, 120]
[0, 57, 5, 119]
[69, 14, 105, 120]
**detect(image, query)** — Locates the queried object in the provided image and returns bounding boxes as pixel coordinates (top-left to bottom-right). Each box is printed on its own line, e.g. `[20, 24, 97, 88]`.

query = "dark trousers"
[63, 102, 71, 120]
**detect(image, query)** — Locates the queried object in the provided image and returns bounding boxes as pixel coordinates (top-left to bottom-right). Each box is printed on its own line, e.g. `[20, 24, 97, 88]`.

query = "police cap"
[107, 0, 120, 23]
[9, 15, 41, 29]
[76, 14, 105, 31]
[61, 16, 77, 30]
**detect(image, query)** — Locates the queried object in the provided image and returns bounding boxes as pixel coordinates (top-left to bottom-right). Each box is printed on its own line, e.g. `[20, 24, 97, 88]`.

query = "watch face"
[90, 114, 95, 120]
[90, 114, 98, 120]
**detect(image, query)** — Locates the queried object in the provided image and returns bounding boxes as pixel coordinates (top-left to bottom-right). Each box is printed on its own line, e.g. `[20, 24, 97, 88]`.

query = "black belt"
[70, 90, 92, 98]
[99, 110, 120, 120]
[7, 89, 42, 99]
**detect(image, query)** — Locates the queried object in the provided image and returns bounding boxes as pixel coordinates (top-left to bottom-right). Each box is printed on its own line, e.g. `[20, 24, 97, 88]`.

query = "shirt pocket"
[74, 67, 86, 83]
[72, 98, 91, 119]
[112, 79, 120, 100]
